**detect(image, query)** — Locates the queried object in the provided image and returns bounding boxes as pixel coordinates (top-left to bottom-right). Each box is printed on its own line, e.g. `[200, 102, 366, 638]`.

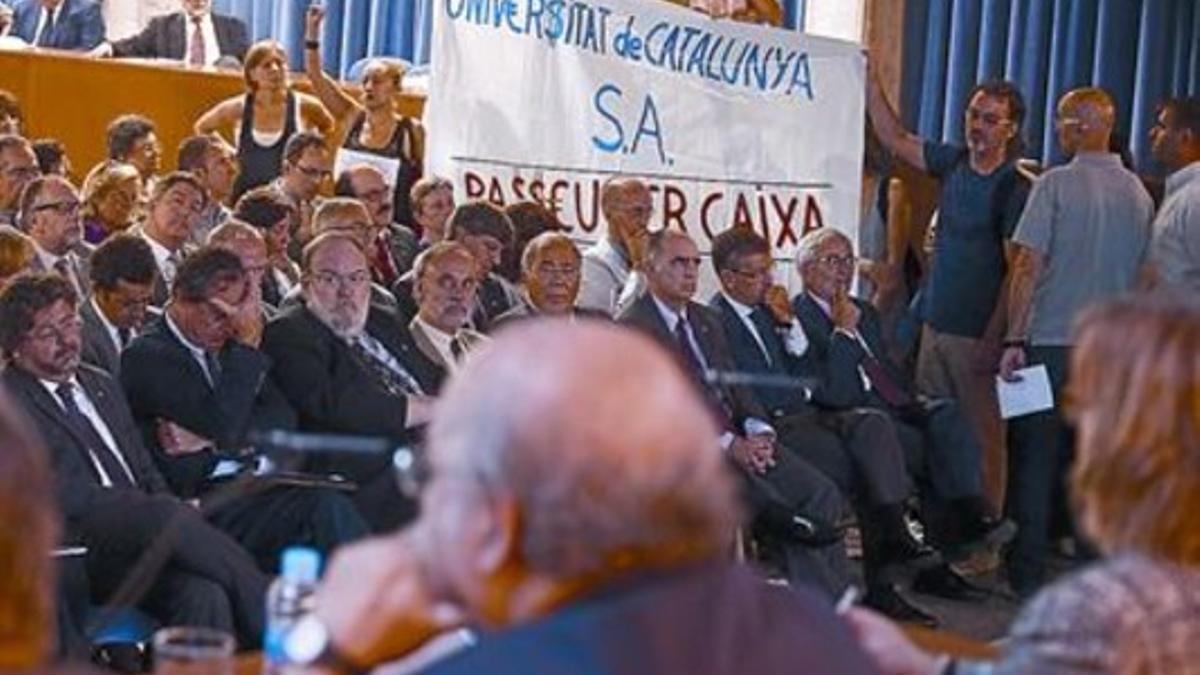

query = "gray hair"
[795, 228, 852, 272]
[520, 231, 579, 277]
[426, 321, 739, 578]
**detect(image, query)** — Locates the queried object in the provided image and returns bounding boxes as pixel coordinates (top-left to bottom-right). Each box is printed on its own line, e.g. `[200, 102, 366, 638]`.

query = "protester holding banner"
[304, 5, 424, 230]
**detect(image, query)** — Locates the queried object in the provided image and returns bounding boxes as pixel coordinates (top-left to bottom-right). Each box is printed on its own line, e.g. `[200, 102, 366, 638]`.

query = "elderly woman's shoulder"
[1002, 554, 1200, 673]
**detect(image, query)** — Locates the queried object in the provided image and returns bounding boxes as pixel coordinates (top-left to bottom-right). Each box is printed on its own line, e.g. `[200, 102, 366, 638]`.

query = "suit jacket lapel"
[167, 13, 186, 60]
[10, 369, 107, 481]
[407, 318, 448, 369]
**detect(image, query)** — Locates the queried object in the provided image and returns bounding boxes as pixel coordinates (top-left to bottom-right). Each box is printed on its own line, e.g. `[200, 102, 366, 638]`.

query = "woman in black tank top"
[194, 40, 334, 201]
[304, 6, 424, 227]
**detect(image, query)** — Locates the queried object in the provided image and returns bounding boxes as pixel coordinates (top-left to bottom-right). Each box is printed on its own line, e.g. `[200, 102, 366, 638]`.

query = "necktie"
[349, 337, 423, 397]
[861, 355, 915, 409]
[37, 8, 55, 47]
[117, 327, 132, 349]
[748, 308, 779, 366]
[449, 335, 464, 362]
[372, 237, 399, 287]
[202, 351, 222, 387]
[55, 383, 136, 488]
[674, 314, 733, 428]
[188, 15, 206, 66]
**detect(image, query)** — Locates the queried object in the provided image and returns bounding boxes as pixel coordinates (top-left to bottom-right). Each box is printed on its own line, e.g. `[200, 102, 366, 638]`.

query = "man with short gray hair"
[578, 177, 652, 315]
[297, 321, 878, 674]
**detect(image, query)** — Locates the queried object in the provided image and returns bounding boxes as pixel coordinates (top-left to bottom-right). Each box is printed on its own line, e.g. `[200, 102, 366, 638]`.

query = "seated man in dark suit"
[0, 273, 267, 647]
[120, 247, 369, 570]
[91, 0, 249, 65]
[393, 201, 520, 330]
[708, 227, 969, 622]
[261, 232, 438, 531]
[619, 229, 852, 597]
[792, 228, 1015, 566]
[138, 172, 207, 306]
[290, 320, 879, 675]
[82, 233, 156, 377]
[7, 0, 104, 50]
[407, 242, 486, 387]
[334, 164, 419, 283]
[494, 231, 606, 326]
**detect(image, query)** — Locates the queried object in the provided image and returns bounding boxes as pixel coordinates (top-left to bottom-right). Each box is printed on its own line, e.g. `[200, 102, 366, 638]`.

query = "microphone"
[246, 429, 397, 455]
[703, 369, 820, 392]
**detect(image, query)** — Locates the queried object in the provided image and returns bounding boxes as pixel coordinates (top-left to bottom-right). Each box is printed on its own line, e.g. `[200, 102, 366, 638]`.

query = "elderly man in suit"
[120, 247, 368, 570]
[91, 0, 248, 65]
[408, 242, 487, 388]
[287, 320, 879, 675]
[18, 175, 90, 298]
[0, 273, 268, 647]
[792, 228, 1015, 572]
[6, 0, 104, 50]
[495, 231, 605, 326]
[619, 229, 853, 597]
[81, 233, 156, 377]
[262, 232, 438, 531]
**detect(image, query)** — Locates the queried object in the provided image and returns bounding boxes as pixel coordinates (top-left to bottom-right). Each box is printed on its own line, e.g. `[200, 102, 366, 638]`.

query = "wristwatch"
[283, 615, 365, 675]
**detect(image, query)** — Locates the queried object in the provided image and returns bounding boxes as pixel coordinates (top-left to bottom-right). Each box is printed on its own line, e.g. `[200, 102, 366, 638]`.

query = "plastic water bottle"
[263, 546, 321, 673]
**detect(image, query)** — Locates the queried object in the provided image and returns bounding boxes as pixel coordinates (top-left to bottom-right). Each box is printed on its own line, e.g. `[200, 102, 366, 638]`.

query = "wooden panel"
[0, 48, 425, 179]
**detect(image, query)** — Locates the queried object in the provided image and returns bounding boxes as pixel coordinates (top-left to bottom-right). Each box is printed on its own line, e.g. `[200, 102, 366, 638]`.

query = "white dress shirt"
[32, 5, 58, 45]
[413, 316, 461, 372]
[650, 295, 774, 449]
[719, 292, 809, 361]
[39, 376, 135, 488]
[141, 230, 181, 288]
[183, 11, 220, 66]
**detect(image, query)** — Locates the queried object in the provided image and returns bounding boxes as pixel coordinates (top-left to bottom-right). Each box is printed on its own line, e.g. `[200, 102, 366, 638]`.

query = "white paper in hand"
[996, 365, 1055, 419]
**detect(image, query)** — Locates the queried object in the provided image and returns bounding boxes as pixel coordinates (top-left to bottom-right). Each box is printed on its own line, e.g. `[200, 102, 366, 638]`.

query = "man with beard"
[262, 232, 438, 531]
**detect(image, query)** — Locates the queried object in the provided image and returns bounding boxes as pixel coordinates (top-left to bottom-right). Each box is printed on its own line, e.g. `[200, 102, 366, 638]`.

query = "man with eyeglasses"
[794, 228, 1015, 587]
[867, 62, 1030, 518]
[262, 231, 438, 531]
[496, 231, 603, 325]
[0, 134, 39, 226]
[408, 242, 487, 386]
[120, 246, 369, 570]
[997, 87, 1153, 598]
[0, 273, 270, 647]
[334, 164, 419, 282]
[620, 229, 854, 599]
[138, 171, 207, 306]
[273, 132, 331, 258]
[579, 176, 653, 316]
[19, 174, 90, 297]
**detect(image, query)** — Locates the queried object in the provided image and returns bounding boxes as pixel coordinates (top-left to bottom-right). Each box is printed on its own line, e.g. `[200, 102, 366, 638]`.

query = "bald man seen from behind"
[997, 87, 1155, 597]
[295, 321, 880, 675]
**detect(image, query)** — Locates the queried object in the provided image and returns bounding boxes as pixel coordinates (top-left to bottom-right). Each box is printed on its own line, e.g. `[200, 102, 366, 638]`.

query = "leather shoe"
[912, 565, 989, 602]
[756, 504, 842, 547]
[863, 584, 939, 628]
[886, 530, 941, 568]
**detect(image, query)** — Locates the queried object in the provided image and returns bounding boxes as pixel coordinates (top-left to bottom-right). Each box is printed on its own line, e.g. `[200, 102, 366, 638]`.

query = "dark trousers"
[739, 446, 851, 598]
[81, 495, 269, 648]
[206, 484, 370, 572]
[1005, 345, 1075, 596]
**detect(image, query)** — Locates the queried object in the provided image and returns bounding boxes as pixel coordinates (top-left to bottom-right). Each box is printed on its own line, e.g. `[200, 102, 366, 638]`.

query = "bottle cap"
[280, 546, 321, 583]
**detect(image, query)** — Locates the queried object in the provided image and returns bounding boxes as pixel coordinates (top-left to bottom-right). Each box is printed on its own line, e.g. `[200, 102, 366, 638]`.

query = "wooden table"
[0, 47, 425, 179]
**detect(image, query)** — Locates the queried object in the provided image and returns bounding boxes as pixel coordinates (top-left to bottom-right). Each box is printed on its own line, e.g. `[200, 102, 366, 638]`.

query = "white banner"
[425, 0, 864, 288]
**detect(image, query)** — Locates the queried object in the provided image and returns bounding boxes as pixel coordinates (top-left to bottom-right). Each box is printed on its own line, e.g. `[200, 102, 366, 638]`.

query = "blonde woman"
[81, 162, 142, 244]
[194, 40, 333, 199]
[848, 293, 1200, 675]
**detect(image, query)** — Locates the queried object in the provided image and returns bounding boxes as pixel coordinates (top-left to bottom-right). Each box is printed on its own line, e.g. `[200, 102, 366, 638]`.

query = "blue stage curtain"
[901, 0, 1200, 171]
[212, 0, 806, 78]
